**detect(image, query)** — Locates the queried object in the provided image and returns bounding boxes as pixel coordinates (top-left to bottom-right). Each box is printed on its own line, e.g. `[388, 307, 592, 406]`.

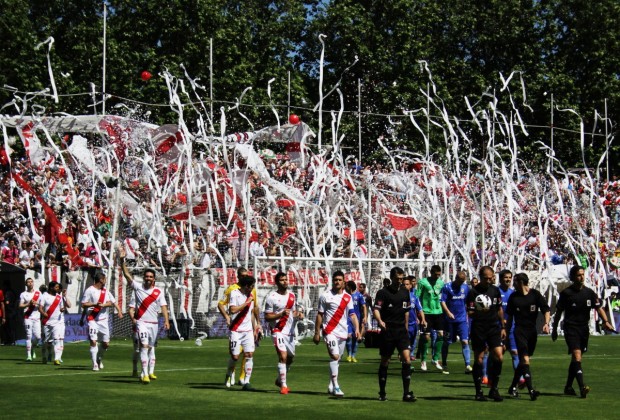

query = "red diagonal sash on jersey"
[230, 296, 252, 332]
[135, 289, 161, 321]
[24, 291, 40, 319]
[323, 293, 351, 335]
[87, 288, 107, 321]
[273, 293, 295, 333]
[42, 295, 61, 325]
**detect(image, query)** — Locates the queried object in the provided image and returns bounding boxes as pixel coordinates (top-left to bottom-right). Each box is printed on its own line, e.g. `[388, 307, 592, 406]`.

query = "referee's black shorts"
[470, 323, 503, 353]
[379, 325, 411, 357]
[514, 326, 538, 357]
[564, 324, 589, 354]
[422, 313, 444, 333]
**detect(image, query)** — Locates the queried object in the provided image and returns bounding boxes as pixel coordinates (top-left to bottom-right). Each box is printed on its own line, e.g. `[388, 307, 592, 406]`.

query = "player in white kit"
[38, 281, 71, 365]
[81, 272, 123, 371]
[19, 278, 42, 361]
[313, 270, 361, 398]
[226, 275, 258, 391]
[120, 249, 170, 384]
[264, 272, 304, 394]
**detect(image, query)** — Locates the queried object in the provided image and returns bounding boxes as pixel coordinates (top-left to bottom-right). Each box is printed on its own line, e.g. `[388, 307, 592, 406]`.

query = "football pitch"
[1, 336, 617, 419]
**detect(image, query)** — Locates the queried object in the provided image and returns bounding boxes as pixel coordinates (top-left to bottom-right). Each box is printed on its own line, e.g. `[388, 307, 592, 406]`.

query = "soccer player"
[313, 270, 361, 398]
[374, 267, 417, 402]
[466, 266, 506, 402]
[505, 273, 550, 400]
[19, 278, 42, 361]
[81, 272, 123, 371]
[358, 282, 373, 326]
[345, 280, 367, 362]
[264, 272, 303, 394]
[498, 270, 519, 372]
[416, 265, 445, 371]
[217, 267, 259, 386]
[120, 250, 170, 384]
[38, 281, 71, 365]
[440, 271, 472, 374]
[403, 276, 425, 364]
[552, 265, 614, 398]
[226, 275, 258, 391]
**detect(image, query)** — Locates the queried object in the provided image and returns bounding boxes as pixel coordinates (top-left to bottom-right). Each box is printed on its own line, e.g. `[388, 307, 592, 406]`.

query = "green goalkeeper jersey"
[416, 277, 444, 315]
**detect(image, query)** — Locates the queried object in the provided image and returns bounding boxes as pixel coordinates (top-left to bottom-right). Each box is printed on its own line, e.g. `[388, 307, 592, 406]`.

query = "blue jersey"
[408, 290, 423, 327]
[499, 286, 514, 320]
[350, 290, 366, 321]
[440, 281, 470, 323]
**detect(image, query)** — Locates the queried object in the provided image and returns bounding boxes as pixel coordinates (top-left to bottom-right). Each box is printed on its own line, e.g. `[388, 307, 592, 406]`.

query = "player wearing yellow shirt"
[218, 267, 261, 386]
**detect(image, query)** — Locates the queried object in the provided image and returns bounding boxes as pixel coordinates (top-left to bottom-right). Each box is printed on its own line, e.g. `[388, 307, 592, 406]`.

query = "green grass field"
[1, 336, 617, 419]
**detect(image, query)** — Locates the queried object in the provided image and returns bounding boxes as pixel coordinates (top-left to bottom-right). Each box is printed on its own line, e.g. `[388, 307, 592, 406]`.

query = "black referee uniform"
[505, 288, 549, 399]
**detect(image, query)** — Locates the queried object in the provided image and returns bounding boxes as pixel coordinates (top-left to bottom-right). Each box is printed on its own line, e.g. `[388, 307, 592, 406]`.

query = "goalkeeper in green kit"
[416, 265, 445, 371]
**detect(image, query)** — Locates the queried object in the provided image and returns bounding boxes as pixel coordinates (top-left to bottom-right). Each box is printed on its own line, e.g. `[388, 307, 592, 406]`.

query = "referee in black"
[552, 265, 614, 398]
[505, 273, 550, 400]
[373, 266, 416, 402]
[466, 265, 506, 402]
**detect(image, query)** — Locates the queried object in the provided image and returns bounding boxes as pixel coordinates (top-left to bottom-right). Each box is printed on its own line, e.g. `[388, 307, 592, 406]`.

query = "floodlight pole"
[358, 78, 362, 163]
[102, 3, 107, 116]
[605, 98, 609, 183]
[288, 71, 291, 117]
[550, 93, 554, 173]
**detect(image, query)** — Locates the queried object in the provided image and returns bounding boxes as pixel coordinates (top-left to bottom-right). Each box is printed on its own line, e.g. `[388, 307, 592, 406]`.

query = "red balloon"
[141, 71, 152, 81]
[289, 114, 300, 124]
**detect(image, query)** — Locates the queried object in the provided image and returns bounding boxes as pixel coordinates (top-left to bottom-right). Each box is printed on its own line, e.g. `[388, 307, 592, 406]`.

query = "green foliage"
[0, 0, 618, 173]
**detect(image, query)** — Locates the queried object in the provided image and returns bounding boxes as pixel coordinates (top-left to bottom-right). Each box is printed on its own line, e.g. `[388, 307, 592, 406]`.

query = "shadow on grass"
[420, 395, 477, 401]
[427, 378, 472, 384]
[56, 366, 90, 370]
[187, 383, 276, 394]
[99, 377, 144, 384]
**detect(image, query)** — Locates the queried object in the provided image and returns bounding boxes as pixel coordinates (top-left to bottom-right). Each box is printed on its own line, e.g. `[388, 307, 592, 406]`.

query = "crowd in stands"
[1, 138, 619, 287]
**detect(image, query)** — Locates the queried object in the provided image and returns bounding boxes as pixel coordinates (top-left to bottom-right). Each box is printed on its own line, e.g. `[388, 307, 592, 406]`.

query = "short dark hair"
[569, 265, 585, 282]
[238, 267, 249, 279]
[238, 275, 256, 288]
[498, 269, 512, 280]
[144, 268, 156, 278]
[93, 272, 106, 283]
[346, 280, 357, 292]
[48, 281, 59, 290]
[390, 266, 405, 280]
[332, 270, 345, 281]
[430, 265, 442, 274]
[275, 272, 287, 283]
[513, 272, 529, 285]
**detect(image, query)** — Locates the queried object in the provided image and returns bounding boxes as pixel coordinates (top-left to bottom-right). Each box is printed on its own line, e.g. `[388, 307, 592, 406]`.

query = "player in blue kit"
[403, 277, 426, 359]
[498, 270, 519, 372]
[345, 281, 367, 363]
[440, 271, 472, 374]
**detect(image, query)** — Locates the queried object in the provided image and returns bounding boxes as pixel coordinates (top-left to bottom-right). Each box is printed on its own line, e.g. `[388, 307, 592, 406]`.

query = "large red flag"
[386, 212, 418, 231]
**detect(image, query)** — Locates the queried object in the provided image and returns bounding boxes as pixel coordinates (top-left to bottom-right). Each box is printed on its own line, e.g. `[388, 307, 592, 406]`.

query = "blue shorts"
[347, 317, 361, 335]
[444, 320, 469, 343]
[408, 324, 419, 346]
